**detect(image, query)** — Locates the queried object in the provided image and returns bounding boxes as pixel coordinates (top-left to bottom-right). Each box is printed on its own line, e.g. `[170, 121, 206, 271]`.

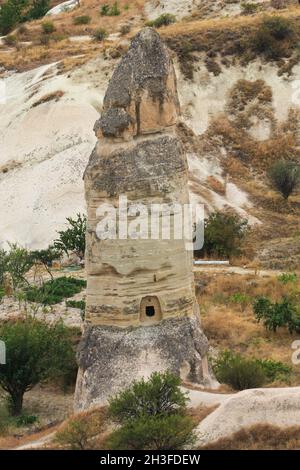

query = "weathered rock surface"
[75, 316, 213, 411]
[75, 28, 213, 410]
[196, 387, 300, 447]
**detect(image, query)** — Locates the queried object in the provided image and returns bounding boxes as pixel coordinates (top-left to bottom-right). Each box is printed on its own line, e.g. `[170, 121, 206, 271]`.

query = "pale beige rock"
[74, 28, 213, 410]
[196, 387, 300, 447]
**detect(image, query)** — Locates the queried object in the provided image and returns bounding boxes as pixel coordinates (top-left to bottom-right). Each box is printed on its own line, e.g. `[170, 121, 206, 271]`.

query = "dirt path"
[193, 265, 295, 277]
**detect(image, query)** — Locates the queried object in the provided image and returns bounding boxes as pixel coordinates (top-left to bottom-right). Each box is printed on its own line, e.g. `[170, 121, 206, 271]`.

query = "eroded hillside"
[0, 0, 300, 267]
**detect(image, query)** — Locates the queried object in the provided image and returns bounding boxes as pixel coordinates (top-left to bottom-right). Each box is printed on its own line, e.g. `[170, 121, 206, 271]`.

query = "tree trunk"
[9, 392, 24, 416]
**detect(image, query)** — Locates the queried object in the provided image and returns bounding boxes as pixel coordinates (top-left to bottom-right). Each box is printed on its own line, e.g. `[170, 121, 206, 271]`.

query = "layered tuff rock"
[75, 28, 214, 410]
[75, 316, 212, 410]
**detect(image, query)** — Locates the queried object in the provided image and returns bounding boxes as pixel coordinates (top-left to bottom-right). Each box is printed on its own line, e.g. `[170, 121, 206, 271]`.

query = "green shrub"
[107, 372, 195, 450]
[42, 21, 55, 34]
[253, 296, 300, 333]
[109, 371, 187, 422]
[200, 211, 249, 258]
[16, 414, 38, 427]
[241, 2, 259, 15]
[278, 272, 298, 284]
[56, 416, 92, 450]
[120, 23, 131, 35]
[92, 27, 108, 42]
[107, 414, 196, 450]
[0, 243, 33, 289]
[25, 276, 86, 305]
[268, 160, 300, 199]
[73, 15, 91, 25]
[0, 0, 23, 36]
[25, 0, 50, 20]
[262, 15, 293, 40]
[66, 299, 86, 310]
[0, 318, 76, 415]
[212, 350, 267, 390]
[146, 13, 176, 28]
[229, 292, 252, 311]
[255, 358, 291, 382]
[54, 213, 86, 260]
[100, 2, 120, 16]
[252, 16, 294, 59]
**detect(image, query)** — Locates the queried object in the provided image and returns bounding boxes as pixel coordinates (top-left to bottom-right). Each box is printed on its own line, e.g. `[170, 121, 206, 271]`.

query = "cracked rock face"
[75, 28, 213, 410]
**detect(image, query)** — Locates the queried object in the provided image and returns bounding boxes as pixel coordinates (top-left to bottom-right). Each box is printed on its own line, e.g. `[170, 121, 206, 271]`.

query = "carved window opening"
[140, 296, 162, 323]
[146, 306, 155, 317]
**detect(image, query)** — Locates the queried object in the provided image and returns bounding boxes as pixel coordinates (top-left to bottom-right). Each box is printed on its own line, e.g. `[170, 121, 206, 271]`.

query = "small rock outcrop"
[74, 28, 213, 411]
[196, 387, 300, 447]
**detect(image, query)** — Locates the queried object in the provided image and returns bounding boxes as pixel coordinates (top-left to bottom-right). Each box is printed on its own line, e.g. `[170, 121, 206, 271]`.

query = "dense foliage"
[0, 318, 76, 415]
[54, 213, 86, 260]
[107, 372, 196, 450]
[268, 160, 300, 200]
[0, 0, 50, 35]
[253, 296, 300, 333]
[25, 276, 86, 305]
[200, 211, 249, 258]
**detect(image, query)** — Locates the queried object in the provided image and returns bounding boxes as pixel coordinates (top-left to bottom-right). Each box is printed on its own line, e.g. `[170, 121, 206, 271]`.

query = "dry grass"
[196, 270, 300, 386]
[31, 90, 64, 107]
[199, 423, 300, 450]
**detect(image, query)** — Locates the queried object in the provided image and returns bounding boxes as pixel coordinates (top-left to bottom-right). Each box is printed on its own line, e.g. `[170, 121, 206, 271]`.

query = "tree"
[0, 0, 27, 35]
[107, 372, 196, 450]
[0, 318, 76, 415]
[200, 211, 249, 258]
[268, 160, 300, 200]
[4, 243, 33, 288]
[54, 214, 86, 260]
[30, 245, 61, 280]
[108, 371, 188, 422]
[107, 414, 196, 450]
[25, 0, 50, 20]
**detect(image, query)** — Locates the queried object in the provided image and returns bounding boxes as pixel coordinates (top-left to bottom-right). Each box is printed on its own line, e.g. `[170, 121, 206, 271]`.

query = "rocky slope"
[0, 0, 299, 264]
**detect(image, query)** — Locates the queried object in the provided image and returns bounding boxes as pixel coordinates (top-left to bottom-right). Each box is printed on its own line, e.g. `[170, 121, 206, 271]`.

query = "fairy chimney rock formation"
[74, 28, 214, 411]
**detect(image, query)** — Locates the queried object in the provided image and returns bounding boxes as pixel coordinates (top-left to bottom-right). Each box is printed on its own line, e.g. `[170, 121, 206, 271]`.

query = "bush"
[241, 2, 259, 15]
[253, 296, 300, 333]
[42, 21, 55, 34]
[255, 358, 291, 382]
[66, 299, 85, 310]
[212, 350, 267, 390]
[229, 292, 252, 311]
[107, 372, 195, 450]
[73, 15, 91, 25]
[100, 2, 120, 16]
[25, 276, 86, 305]
[56, 411, 105, 450]
[108, 371, 187, 422]
[92, 27, 108, 42]
[146, 13, 176, 28]
[0, 243, 33, 289]
[0, 318, 76, 415]
[107, 414, 196, 450]
[278, 272, 298, 284]
[262, 16, 293, 41]
[0, 0, 23, 35]
[119, 23, 130, 35]
[16, 414, 38, 427]
[252, 16, 294, 59]
[54, 213, 86, 260]
[200, 211, 249, 258]
[25, 0, 50, 20]
[268, 160, 300, 200]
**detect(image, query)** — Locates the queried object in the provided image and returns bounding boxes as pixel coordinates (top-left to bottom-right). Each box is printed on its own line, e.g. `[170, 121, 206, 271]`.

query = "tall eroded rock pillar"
[74, 28, 213, 411]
